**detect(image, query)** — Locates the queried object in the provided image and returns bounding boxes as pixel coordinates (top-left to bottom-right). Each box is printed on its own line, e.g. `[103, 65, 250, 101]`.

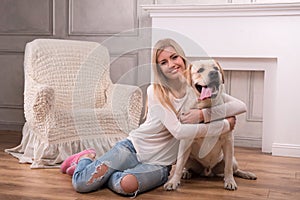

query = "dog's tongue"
[199, 87, 212, 100]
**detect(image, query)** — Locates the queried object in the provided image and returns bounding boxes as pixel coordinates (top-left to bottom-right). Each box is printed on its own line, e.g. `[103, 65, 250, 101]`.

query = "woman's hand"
[180, 109, 204, 124]
[226, 116, 236, 130]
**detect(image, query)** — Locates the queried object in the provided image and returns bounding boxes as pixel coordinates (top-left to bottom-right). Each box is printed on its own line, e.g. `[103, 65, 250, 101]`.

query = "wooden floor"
[0, 130, 299, 200]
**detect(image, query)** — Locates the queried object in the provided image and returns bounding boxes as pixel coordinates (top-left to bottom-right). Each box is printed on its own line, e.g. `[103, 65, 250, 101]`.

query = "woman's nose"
[168, 60, 175, 68]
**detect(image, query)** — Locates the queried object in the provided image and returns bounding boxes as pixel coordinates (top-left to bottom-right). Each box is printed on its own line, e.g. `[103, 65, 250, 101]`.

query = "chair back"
[24, 39, 111, 109]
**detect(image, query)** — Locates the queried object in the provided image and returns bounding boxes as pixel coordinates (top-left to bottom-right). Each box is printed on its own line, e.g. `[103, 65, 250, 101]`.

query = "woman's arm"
[202, 93, 246, 123]
[180, 93, 246, 124]
[147, 86, 232, 140]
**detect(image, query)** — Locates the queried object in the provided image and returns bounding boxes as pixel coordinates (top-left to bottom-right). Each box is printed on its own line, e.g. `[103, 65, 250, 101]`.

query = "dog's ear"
[216, 61, 225, 84]
[184, 64, 193, 86]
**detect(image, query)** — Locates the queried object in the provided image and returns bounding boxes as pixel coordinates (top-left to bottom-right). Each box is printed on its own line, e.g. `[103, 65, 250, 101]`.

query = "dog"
[164, 59, 257, 191]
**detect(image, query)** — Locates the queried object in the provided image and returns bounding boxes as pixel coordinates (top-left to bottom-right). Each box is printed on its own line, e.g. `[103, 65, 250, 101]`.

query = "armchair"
[6, 39, 143, 168]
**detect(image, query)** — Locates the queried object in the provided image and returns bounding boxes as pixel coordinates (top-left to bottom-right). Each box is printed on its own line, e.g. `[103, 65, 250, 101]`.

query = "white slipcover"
[5, 39, 143, 168]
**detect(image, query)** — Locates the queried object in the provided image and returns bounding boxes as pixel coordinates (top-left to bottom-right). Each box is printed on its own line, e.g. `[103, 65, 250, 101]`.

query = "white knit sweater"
[128, 85, 246, 166]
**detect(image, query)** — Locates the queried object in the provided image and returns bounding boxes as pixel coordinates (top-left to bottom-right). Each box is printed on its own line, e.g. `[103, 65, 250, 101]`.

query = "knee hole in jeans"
[120, 174, 139, 194]
[87, 163, 109, 185]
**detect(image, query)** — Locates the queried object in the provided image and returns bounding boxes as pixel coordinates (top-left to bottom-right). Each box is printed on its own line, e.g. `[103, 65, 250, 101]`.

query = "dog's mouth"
[195, 83, 220, 100]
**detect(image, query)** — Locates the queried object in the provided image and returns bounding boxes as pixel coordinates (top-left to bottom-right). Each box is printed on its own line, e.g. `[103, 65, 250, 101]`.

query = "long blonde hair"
[151, 38, 188, 114]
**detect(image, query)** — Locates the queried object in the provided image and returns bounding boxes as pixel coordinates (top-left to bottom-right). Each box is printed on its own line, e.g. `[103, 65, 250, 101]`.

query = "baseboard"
[0, 123, 23, 132]
[272, 143, 300, 158]
[234, 136, 262, 148]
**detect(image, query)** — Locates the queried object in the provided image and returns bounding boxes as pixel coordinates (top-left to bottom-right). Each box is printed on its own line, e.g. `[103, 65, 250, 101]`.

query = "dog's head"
[186, 59, 225, 108]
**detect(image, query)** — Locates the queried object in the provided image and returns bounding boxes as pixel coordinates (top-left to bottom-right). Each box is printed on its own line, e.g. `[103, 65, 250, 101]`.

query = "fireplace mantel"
[143, 3, 300, 157]
[143, 3, 300, 17]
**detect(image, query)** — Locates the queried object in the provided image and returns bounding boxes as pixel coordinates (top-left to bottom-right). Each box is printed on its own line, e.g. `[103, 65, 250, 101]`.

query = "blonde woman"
[61, 38, 244, 197]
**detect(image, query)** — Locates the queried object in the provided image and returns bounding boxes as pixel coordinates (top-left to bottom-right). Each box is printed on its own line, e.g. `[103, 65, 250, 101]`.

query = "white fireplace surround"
[143, 3, 300, 157]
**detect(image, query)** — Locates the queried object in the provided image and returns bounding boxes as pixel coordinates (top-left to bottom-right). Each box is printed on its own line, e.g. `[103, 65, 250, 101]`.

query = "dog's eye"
[213, 67, 219, 71]
[197, 68, 204, 73]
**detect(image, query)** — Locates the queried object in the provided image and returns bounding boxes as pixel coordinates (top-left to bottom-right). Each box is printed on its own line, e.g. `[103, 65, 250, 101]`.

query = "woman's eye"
[159, 61, 166, 66]
[172, 55, 179, 60]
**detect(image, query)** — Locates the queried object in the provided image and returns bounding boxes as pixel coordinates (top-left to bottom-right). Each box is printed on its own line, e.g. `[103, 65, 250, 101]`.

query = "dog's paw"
[224, 177, 237, 190]
[181, 168, 192, 179]
[234, 169, 257, 180]
[163, 180, 181, 191]
[243, 172, 257, 180]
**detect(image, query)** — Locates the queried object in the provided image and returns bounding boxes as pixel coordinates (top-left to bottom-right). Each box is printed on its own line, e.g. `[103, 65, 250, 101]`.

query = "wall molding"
[0, 50, 24, 54]
[247, 71, 263, 122]
[111, 52, 139, 62]
[0, 104, 23, 109]
[0, 120, 24, 126]
[142, 2, 300, 17]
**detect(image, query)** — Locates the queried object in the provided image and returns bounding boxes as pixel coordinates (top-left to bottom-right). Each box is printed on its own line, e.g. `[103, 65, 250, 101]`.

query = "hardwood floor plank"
[268, 190, 300, 200]
[1, 131, 300, 200]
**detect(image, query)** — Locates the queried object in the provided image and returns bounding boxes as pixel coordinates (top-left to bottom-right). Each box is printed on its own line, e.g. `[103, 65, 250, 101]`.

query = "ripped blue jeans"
[72, 139, 171, 197]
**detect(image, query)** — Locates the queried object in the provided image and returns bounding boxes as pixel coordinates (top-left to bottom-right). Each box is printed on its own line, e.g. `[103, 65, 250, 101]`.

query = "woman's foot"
[66, 152, 96, 176]
[60, 148, 96, 174]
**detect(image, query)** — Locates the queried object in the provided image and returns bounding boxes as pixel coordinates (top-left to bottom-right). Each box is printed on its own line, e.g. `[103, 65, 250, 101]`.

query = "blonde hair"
[151, 38, 188, 114]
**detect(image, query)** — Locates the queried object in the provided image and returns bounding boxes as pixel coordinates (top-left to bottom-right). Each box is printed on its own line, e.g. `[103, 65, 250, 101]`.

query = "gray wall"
[0, 0, 153, 131]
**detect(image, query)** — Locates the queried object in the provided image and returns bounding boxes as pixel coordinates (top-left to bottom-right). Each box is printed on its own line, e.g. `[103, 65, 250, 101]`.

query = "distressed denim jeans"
[72, 139, 171, 196]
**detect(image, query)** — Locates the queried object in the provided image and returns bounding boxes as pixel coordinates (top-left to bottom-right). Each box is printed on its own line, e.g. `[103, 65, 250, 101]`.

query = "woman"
[61, 38, 245, 197]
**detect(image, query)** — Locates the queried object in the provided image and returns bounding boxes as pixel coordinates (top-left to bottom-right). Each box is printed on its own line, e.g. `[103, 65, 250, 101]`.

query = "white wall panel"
[248, 71, 264, 121]
[225, 70, 264, 147]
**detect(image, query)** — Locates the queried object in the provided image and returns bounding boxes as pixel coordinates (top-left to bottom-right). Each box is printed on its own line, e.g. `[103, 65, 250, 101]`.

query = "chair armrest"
[24, 76, 55, 123]
[107, 84, 143, 133]
[33, 86, 54, 122]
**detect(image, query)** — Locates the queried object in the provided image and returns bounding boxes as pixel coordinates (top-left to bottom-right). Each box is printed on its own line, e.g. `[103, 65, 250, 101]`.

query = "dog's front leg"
[223, 131, 237, 190]
[164, 139, 192, 191]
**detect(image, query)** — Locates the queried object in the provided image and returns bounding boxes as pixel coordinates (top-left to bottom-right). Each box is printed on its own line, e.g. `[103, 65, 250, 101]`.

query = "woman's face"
[157, 46, 186, 81]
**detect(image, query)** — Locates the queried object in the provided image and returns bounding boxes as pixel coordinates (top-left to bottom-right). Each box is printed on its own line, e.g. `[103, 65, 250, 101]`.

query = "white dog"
[164, 60, 257, 191]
